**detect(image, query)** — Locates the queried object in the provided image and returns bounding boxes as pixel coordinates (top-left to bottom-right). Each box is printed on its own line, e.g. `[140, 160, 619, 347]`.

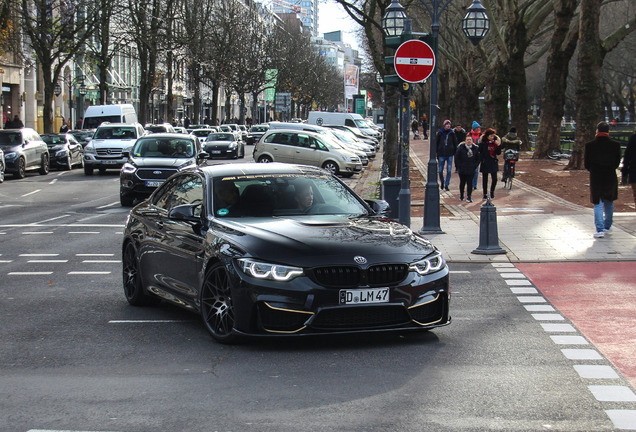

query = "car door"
[143, 174, 206, 303]
[291, 133, 320, 167]
[68, 135, 82, 164]
[22, 131, 41, 168]
[266, 132, 296, 163]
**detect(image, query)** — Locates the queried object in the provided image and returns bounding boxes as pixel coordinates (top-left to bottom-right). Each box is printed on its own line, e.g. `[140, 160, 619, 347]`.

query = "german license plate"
[145, 180, 163, 187]
[339, 288, 389, 305]
[101, 160, 118, 164]
[211, 150, 222, 154]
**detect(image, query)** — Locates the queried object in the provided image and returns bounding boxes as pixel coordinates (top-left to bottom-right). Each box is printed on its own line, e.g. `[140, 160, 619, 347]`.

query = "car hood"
[131, 158, 195, 167]
[211, 215, 436, 266]
[91, 138, 136, 148]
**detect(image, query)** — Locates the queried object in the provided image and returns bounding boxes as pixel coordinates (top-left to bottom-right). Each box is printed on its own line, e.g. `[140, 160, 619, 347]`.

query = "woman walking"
[455, 135, 480, 202]
[479, 128, 501, 200]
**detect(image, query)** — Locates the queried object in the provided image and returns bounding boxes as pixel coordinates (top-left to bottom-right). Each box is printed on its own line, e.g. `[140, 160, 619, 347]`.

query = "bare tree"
[568, 0, 635, 169]
[19, 0, 99, 132]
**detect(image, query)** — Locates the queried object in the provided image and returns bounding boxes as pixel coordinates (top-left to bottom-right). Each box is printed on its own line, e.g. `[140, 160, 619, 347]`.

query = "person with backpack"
[455, 135, 481, 203]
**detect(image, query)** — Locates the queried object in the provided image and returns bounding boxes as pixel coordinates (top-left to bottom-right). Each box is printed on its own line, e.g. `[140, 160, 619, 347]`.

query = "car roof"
[197, 162, 326, 178]
[138, 133, 195, 139]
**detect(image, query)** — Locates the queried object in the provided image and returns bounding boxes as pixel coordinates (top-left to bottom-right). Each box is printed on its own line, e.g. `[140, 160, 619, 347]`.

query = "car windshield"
[0, 131, 22, 146]
[191, 130, 210, 137]
[145, 126, 168, 133]
[250, 126, 268, 133]
[207, 133, 233, 141]
[132, 138, 194, 158]
[42, 135, 65, 145]
[94, 127, 136, 139]
[212, 174, 368, 218]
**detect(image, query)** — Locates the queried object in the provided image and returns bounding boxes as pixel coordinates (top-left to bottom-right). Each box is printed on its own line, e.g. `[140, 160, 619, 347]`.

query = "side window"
[344, 119, 355, 127]
[310, 136, 327, 151]
[153, 175, 204, 212]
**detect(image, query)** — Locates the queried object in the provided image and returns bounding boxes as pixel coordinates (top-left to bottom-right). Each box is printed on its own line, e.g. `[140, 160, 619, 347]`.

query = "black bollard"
[472, 199, 507, 255]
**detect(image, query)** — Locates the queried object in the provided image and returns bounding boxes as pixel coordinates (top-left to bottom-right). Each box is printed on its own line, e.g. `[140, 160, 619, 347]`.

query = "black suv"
[119, 133, 208, 206]
[0, 128, 50, 179]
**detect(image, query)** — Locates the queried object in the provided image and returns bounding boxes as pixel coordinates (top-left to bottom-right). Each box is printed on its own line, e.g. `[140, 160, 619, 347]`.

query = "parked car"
[121, 162, 450, 343]
[190, 128, 216, 144]
[254, 129, 362, 177]
[0, 128, 50, 179]
[237, 124, 249, 142]
[69, 129, 95, 148]
[83, 123, 146, 175]
[248, 124, 269, 144]
[0, 148, 5, 183]
[203, 132, 245, 159]
[173, 126, 188, 134]
[41, 133, 84, 170]
[119, 133, 208, 206]
[323, 124, 380, 150]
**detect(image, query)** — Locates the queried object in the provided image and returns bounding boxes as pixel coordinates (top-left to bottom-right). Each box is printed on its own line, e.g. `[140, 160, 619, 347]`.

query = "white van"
[306, 111, 382, 140]
[82, 104, 138, 129]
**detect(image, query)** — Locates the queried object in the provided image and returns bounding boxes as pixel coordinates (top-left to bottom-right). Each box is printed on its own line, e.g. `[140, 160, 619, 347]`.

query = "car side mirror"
[169, 203, 201, 223]
[197, 152, 209, 163]
[365, 199, 391, 217]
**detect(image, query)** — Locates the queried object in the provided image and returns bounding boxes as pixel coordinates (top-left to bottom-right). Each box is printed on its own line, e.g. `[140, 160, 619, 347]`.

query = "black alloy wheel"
[122, 242, 152, 306]
[39, 153, 50, 175]
[200, 263, 237, 344]
[14, 157, 26, 179]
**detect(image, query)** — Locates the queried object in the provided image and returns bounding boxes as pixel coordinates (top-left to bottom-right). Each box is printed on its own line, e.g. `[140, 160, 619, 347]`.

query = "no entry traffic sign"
[394, 39, 436, 83]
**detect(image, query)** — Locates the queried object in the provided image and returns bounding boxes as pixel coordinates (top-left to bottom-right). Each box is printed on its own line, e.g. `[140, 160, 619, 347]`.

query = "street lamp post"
[418, 0, 490, 234]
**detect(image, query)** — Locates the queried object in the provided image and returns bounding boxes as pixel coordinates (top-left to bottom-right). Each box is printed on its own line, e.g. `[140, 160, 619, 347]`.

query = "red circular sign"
[394, 40, 436, 83]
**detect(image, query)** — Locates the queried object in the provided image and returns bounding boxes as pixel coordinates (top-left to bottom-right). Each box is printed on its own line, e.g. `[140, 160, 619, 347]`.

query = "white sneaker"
[604, 227, 613, 233]
[593, 231, 605, 238]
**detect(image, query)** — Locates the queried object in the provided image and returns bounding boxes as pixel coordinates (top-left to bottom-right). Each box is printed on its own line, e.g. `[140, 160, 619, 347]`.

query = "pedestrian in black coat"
[585, 121, 622, 238]
[455, 135, 480, 202]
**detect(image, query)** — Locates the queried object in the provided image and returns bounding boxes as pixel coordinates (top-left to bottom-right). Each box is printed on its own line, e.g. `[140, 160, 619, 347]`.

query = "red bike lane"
[517, 262, 636, 390]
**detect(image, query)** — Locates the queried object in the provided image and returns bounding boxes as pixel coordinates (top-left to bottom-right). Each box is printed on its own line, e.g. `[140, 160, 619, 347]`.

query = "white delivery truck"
[306, 111, 382, 140]
[82, 104, 138, 129]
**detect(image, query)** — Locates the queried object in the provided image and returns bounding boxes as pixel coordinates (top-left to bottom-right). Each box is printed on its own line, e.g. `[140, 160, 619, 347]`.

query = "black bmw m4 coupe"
[122, 163, 450, 343]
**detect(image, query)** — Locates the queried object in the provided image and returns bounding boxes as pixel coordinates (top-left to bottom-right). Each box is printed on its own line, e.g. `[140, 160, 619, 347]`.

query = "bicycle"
[547, 139, 573, 160]
[501, 148, 519, 190]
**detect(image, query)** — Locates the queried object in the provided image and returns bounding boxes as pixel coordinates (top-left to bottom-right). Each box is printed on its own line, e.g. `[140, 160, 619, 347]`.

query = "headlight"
[177, 160, 195, 171]
[84, 145, 95, 154]
[409, 253, 445, 275]
[3, 152, 17, 161]
[121, 163, 137, 174]
[237, 258, 304, 281]
[56, 149, 69, 157]
[351, 156, 360, 163]
[228, 142, 237, 149]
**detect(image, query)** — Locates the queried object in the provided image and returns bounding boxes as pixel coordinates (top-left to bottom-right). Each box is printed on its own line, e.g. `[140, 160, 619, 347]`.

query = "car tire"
[39, 153, 50, 175]
[14, 157, 26, 179]
[322, 161, 339, 176]
[257, 155, 272, 163]
[120, 192, 135, 207]
[122, 242, 153, 306]
[84, 166, 94, 175]
[200, 263, 238, 344]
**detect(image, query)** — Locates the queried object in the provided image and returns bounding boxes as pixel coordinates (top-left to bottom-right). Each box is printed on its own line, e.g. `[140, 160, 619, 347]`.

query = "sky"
[318, 0, 361, 50]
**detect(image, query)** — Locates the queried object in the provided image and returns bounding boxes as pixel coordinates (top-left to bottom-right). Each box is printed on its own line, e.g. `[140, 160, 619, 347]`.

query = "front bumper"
[230, 265, 450, 336]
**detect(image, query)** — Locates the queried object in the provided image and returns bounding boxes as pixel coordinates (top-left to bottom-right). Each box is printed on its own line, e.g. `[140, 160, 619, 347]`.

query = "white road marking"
[8, 272, 54, 275]
[76, 253, 114, 256]
[49, 178, 58, 185]
[68, 271, 111, 275]
[82, 260, 119, 263]
[109, 320, 191, 324]
[21, 189, 41, 197]
[22, 231, 53, 235]
[20, 253, 59, 256]
[28, 260, 69, 263]
[68, 231, 101, 234]
[97, 201, 120, 209]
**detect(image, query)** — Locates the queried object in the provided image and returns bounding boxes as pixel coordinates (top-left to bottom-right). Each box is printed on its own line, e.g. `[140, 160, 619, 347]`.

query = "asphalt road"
[0, 165, 634, 432]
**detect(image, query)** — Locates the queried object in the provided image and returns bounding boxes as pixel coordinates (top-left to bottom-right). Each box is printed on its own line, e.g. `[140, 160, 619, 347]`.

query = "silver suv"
[0, 128, 50, 179]
[253, 129, 362, 177]
[83, 123, 145, 175]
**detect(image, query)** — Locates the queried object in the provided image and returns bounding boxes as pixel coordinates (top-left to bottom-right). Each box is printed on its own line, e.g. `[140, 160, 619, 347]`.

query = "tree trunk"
[569, 0, 603, 170]
[491, 64, 510, 133]
[212, 82, 219, 125]
[534, 0, 579, 159]
[508, 21, 530, 151]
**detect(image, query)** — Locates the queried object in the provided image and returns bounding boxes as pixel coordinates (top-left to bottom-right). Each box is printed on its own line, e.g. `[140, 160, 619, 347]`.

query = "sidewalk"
[351, 136, 636, 263]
